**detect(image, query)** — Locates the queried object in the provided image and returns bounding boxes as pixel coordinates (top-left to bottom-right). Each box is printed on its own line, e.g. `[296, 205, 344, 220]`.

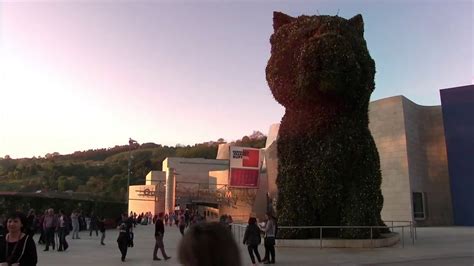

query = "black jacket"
[0, 234, 37, 266]
[155, 219, 164, 236]
[243, 224, 261, 246]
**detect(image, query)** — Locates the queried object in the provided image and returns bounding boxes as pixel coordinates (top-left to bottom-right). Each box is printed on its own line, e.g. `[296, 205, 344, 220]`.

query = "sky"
[0, 0, 472, 159]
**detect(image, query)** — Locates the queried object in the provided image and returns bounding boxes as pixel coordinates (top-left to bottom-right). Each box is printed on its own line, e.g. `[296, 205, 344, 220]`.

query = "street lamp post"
[127, 138, 138, 209]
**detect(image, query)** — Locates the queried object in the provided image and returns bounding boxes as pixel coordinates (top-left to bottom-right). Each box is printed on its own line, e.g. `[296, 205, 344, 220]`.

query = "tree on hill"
[0, 132, 266, 200]
[232, 131, 267, 148]
[249, 130, 266, 140]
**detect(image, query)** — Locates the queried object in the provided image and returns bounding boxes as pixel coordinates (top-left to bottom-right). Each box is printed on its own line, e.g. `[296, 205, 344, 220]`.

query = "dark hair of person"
[7, 211, 27, 232]
[248, 217, 257, 225]
[266, 211, 275, 220]
[178, 222, 241, 266]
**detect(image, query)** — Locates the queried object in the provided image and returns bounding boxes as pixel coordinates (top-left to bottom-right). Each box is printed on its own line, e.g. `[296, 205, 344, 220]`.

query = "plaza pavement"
[37, 224, 474, 266]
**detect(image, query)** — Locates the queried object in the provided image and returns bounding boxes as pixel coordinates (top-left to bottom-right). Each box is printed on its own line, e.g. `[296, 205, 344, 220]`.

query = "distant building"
[128, 158, 228, 218]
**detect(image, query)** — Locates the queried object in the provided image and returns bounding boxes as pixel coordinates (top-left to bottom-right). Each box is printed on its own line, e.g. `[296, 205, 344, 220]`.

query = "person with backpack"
[259, 212, 277, 264]
[117, 213, 132, 262]
[243, 217, 262, 266]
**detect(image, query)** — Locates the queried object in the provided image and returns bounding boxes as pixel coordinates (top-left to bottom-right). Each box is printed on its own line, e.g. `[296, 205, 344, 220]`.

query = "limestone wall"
[145, 171, 166, 185]
[402, 98, 453, 225]
[162, 157, 229, 213]
[369, 96, 413, 222]
[128, 184, 159, 215]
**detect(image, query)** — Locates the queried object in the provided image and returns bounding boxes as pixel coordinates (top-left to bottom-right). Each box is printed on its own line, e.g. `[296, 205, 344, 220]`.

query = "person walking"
[37, 211, 46, 245]
[78, 211, 86, 231]
[168, 213, 175, 227]
[26, 209, 36, 239]
[259, 212, 277, 264]
[243, 217, 262, 266]
[71, 210, 80, 239]
[98, 217, 106, 245]
[178, 212, 186, 236]
[89, 212, 98, 237]
[42, 208, 57, 251]
[117, 213, 132, 262]
[152, 213, 171, 261]
[57, 210, 69, 252]
[127, 214, 134, 248]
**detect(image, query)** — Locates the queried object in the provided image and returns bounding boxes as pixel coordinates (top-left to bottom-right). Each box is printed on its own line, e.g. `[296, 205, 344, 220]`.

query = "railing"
[231, 220, 416, 248]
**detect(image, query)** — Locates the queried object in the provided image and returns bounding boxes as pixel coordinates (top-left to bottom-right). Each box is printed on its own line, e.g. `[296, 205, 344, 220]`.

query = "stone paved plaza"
[37, 224, 474, 266]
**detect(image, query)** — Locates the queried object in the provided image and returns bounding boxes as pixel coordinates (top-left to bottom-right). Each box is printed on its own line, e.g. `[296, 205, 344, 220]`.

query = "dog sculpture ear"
[273, 11, 295, 32]
[348, 14, 364, 36]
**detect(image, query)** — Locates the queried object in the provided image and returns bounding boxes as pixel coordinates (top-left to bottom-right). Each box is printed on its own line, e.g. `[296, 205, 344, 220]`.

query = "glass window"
[413, 192, 426, 220]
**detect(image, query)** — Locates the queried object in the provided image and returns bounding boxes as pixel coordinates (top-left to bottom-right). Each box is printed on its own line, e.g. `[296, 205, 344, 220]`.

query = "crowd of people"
[0, 208, 278, 266]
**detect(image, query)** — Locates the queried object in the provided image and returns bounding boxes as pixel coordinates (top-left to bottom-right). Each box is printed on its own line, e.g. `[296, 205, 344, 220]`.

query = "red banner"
[242, 149, 260, 167]
[229, 168, 259, 188]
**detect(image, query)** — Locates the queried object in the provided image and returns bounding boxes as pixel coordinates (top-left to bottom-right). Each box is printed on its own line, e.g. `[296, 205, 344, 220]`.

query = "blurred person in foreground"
[178, 222, 241, 266]
[0, 211, 37, 266]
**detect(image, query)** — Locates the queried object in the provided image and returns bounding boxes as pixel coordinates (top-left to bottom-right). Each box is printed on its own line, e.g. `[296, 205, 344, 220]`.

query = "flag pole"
[127, 138, 138, 214]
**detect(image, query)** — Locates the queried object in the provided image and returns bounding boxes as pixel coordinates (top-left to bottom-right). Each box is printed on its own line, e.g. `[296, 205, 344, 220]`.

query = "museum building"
[128, 85, 473, 226]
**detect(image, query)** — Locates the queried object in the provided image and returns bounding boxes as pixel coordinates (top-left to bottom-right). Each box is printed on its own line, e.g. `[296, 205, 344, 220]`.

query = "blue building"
[440, 85, 474, 226]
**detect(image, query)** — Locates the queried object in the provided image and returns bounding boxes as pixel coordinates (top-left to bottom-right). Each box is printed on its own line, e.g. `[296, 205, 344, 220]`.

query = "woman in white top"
[259, 212, 276, 264]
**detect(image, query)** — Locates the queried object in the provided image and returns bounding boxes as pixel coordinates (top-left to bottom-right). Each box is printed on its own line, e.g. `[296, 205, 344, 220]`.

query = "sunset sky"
[0, 0, 472, 159]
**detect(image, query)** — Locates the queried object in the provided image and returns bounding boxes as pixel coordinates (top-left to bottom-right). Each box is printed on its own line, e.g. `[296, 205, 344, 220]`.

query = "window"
[412, 192, 426, 220]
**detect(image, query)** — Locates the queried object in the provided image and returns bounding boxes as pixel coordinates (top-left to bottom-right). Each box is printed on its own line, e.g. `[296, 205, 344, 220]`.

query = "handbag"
[264, 237, 275, 246]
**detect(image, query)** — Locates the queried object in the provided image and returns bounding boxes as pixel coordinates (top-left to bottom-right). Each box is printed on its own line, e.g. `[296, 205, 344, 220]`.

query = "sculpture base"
[276, 233, 399, 248]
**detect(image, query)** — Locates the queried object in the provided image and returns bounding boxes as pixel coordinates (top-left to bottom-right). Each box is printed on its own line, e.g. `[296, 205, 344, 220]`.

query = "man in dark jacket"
[152, 212, 171, 261]
[89, 212, 99, 237]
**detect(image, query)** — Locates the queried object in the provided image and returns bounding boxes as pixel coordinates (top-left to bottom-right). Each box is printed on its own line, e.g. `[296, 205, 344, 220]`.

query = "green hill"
[0, 133, 266, 202]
